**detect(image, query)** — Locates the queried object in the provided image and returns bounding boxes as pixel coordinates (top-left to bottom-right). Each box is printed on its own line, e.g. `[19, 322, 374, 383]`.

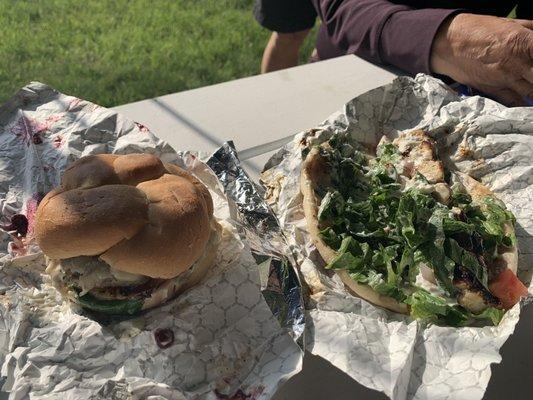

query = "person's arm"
[314, 1, 533, 106]
[430, 14, 533, 106]
[312, 0, 460, 75]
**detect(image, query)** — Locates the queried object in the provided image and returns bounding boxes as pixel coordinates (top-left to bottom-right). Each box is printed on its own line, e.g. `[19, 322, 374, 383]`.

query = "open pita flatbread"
[300, 130, 524, 323]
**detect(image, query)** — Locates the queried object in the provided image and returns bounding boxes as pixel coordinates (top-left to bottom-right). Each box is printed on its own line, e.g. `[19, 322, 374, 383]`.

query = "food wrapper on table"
[0, 82, 304, 399]
[261, 74, 533, 400]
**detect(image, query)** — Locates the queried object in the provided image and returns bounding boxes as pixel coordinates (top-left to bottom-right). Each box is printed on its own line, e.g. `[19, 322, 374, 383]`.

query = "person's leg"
[261, 29, 311, 73]
[309, 48, 319, 63]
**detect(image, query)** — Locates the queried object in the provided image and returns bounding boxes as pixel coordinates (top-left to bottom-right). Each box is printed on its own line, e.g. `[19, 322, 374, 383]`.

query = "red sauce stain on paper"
[135, 122, 150, 134]
[11, 115, 62, 146]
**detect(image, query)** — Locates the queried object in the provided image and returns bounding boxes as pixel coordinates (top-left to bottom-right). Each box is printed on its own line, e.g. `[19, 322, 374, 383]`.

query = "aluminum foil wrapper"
[261, 74, 533, 400]
[0, 82, 303, 399]
[207, 143, 304, 346]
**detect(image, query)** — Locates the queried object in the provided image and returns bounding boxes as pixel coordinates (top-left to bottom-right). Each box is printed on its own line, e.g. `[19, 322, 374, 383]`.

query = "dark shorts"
[254, 0, 316, 33]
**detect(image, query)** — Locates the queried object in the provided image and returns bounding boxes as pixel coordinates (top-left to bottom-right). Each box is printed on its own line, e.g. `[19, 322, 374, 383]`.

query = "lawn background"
[0, 0, 316, 107]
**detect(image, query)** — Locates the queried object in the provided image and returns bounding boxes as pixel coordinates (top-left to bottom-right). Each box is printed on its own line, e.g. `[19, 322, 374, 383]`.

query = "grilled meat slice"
[88, 278, 164, 300]
[453, 266, 502, 313]
[393, 131, 446, 185]
[415, 160, 445, 183]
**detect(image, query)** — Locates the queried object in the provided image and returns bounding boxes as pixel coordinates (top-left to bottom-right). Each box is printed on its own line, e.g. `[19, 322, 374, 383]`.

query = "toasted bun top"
[35, 153, 215, 279]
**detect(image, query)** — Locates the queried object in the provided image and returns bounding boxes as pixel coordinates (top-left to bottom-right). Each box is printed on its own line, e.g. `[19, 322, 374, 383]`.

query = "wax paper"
[0, 82, 304, 399]
[261, 74, 533, 400]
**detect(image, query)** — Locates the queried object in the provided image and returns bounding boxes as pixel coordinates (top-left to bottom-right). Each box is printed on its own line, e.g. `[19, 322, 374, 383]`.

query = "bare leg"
[261, 30, 311, 73]
[309, 48, 319, 62]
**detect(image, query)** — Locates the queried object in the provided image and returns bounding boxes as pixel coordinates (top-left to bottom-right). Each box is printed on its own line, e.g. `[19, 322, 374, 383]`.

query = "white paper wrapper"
[0, 82, 303, 399]
[261, 74, 533, 400]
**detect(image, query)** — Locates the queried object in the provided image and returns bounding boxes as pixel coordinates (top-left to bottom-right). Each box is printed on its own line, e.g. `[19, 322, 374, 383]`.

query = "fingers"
[507, 25, 533, 83]
[474, 82, 527, 107]
[523, 67, 533, 84]
[508, 78, 533, 99]
[492, 88, 527, 107]
[513, 19, 533, 30]
[519, 27, 533, 61]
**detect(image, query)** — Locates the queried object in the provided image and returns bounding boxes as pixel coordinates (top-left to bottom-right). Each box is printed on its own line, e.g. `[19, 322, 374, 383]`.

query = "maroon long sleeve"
[312, 0, 461, 75]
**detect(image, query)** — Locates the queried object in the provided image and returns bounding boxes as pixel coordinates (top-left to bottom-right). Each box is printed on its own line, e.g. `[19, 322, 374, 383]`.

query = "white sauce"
[403, 177, 435, 194]
[109, 268, 145, 283]
[415, 270, 457, 307]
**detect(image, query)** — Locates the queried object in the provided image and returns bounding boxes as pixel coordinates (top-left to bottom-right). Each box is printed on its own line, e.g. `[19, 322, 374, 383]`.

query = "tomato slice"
[489, 269, 529, 309]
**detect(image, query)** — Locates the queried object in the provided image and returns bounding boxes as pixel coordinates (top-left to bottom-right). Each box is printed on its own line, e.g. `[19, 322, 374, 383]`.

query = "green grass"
[0, 0, 316, 107]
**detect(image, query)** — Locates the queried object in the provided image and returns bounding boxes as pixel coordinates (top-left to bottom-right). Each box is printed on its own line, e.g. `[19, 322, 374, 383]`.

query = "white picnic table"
[113, 55, 532, 400]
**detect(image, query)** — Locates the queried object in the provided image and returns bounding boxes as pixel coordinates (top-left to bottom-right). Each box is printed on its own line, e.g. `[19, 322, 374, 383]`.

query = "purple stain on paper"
[135, 122, 150, 134]
[53, 134, 64, 148]
[11, 114, 62, 146]
[32, 133, 43, 144]
[11, 116, 44, 146]
[0, 214, 29, 237]
[214, 389, 251, 400]
[214, 386, 265, 400]
[1, 193, 45, 239]
[154, 328, 174, 349]
[26, 192, 45, 235]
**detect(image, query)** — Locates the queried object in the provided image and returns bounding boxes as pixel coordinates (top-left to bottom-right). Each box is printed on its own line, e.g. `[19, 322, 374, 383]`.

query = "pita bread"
[454, 172, 518, 275]
[300, 133, 519, 315]
[301, 147, 409, 314]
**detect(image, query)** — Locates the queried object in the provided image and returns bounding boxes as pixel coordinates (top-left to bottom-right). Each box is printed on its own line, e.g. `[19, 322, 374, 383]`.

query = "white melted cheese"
[109, 268, 145, 283]
[415, 270, 457, 307]
[402, 176, 435, 193]
[48, 256, 146, 296]
[45, 259, 64, 286]
[47, 220, 222, 302]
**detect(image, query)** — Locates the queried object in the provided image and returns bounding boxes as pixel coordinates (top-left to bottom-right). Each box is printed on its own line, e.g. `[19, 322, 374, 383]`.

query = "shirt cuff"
[379, 8, 462, 75]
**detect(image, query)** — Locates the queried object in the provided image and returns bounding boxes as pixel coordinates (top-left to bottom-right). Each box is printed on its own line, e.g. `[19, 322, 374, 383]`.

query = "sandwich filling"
[310, 132, 527, 326]
[46, 225, 220, 314]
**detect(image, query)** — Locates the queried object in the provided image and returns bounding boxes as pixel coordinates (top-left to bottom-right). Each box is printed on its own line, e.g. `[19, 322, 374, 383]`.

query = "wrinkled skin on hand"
[430, 13, 533, 106]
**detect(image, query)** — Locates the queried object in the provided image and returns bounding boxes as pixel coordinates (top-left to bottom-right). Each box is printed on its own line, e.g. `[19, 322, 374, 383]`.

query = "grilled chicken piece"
[393, 129, 432, 154]
[433, 182, 451, 204]
[393, 131, 446, 184]
[453, 266, 502, 313]
[415, 160, 445, 183]
[409, 140, 435, 161]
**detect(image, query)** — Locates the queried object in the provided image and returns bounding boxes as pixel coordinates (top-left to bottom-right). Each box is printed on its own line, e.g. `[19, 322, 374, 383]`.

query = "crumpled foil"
[207, 143, 305, 346]
[0, 82, 303, 399]
[261, 74, 533, 400]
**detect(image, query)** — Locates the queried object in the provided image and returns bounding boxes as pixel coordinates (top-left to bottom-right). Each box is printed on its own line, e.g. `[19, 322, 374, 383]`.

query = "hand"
[430, 14, 533, 106]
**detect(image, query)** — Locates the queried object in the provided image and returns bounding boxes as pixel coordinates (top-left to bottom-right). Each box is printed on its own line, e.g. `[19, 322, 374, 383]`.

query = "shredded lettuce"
[443, 218, 475, 235]
[317, 190, 344, 223]
[316, 136, 515, 326]
[320, 227, 342, 249]
[376, 142, 401, 164]
[405, 289, 505, 327]
[480, 197, 516, 247]
[326, 236, 370, 271]
[414, 207, 457, 295]
[77, 293, 143, 315]
[450, 184, 472, 206]
[472, 307, 506, 325]
[405, 289, 469, 326]
[444, 238, 488, 287]
[350, 270, 407, 302]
